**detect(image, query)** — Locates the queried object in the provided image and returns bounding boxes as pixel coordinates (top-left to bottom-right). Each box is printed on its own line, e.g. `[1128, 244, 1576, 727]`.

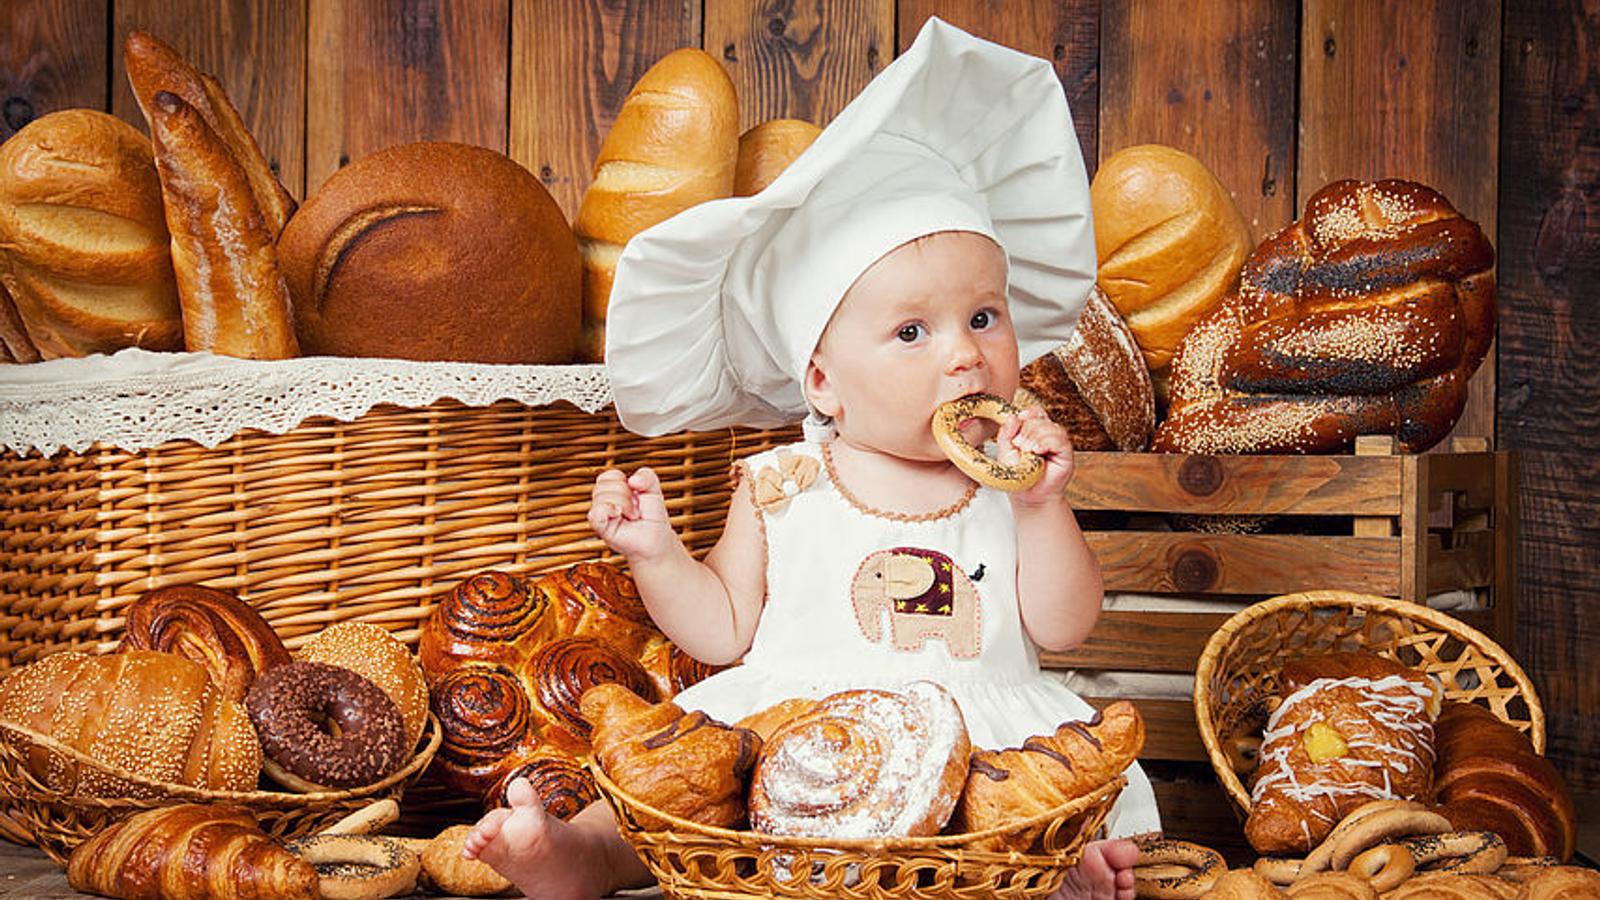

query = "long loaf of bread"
[573, 48, 738, 361]
[66, 804, 318, 899]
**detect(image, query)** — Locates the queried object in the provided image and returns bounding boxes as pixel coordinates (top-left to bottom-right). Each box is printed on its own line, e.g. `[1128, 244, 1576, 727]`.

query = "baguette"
[0, 109, 182, 359]
[124, 30, 295, 238]
[573, 48, 738, 361]
[144, 89, 298, 359]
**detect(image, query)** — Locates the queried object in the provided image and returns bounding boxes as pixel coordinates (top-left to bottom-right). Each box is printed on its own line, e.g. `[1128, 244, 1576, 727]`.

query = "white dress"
[673, 440, 1162, 838]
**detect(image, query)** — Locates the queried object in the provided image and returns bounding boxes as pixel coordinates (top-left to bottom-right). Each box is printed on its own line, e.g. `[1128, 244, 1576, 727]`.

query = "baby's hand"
[588, 467, 678, 561]
[998, 406, 1075, 507]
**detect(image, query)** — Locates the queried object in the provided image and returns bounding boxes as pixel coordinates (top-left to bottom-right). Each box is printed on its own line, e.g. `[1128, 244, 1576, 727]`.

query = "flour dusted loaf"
[0, 109, 182, 360]
[748, 681, 971, 839]
[1245, 652, 1443, 855]
[1154, 179, 1496, 454]
[573, 48, 738, 360]
[1020, 284, 1156, 450]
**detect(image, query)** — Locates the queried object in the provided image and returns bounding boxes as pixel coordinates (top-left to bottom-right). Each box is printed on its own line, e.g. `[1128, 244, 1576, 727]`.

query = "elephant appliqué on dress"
[850, 547, 982, 658]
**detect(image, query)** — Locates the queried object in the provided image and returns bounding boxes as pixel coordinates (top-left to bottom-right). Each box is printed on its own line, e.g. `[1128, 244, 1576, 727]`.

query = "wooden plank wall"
[2, 0, 1595, 793]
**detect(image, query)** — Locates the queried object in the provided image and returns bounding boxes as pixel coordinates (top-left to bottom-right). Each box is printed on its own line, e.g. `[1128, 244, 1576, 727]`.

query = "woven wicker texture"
[0, 399, 796, 671]
[592, 762, 1123, 899]
[0, 713, 442, 864]
[1193, 590, 1544, 816]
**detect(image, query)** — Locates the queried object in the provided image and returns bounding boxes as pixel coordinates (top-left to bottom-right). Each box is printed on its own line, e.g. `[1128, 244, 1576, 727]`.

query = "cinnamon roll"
[429, 665, 534, 795]
[639, 635, 721, 698]
[419, 571, 559, 674]
[534, 562, 658, 658]
[487, 749, 600, 821]
[119, 584, 290, 703]
[525, 637, 656, 752]
[748, 682, 971, 839]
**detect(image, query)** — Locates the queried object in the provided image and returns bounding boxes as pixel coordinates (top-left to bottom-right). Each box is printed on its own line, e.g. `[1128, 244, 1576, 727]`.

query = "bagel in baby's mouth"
[931, 393, 1044, 492]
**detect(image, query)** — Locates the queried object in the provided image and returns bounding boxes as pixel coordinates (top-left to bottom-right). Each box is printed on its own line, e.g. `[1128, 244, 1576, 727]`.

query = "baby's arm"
[1001, 409, 1105, 652]
[588, 467, 765, 665]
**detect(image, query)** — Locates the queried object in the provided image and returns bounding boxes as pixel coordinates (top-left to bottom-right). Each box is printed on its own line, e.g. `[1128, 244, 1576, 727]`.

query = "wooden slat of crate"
[898, 0, 1100, 171]
[1044, 611, 1229, 673]
[509, 0, 698, 223]
[705, 0, 890, 133]
[0, 0, 108, 142]
[305, 0, 509, 195]
[1099, 0, 1298, 237]
[1299, 0, 1501, 444]
[110, 0, 307, 199]
[1088, 532, 1400, 596]
[1069, 452, 1401, 515]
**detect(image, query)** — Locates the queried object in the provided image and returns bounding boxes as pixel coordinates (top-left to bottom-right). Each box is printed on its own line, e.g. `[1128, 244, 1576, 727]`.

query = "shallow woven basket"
[590, 762, 1124, 900]
[1193, 589, 1544, 817]
[0, 712, 442, 863]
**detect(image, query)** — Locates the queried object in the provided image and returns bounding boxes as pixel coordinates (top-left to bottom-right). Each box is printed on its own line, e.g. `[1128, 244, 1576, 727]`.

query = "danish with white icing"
[748, 681, 971, 839]
[1245, 652, 1442, 855]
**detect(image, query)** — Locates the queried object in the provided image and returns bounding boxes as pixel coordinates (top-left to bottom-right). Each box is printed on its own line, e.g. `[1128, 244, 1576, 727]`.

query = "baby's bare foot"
[462, 777, 608, 900]
[1051, 838, 1139, 900]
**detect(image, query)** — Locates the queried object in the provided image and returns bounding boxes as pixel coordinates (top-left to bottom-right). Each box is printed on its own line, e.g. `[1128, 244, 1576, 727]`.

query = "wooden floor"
[3, 797, 1596, 898]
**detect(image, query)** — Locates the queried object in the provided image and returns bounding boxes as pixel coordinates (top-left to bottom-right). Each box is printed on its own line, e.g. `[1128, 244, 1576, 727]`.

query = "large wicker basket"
[0, 398, 795, 670]
[590, 762, 1124, 900]
[0, 712, 442, 863]
[1193, 589, 1544, 817]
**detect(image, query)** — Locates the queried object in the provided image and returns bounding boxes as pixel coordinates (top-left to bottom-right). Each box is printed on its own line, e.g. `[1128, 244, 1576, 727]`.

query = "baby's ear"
[803, 358, 843, 418]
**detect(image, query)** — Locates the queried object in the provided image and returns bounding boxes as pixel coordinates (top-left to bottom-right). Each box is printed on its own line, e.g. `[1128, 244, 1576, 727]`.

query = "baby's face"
[807, 231, 1018, 461]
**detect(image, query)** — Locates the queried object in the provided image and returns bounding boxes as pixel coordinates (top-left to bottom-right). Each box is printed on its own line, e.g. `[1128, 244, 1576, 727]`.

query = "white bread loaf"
[1091, 144, 1252, 386]
[573, 49, 738, 361]
[734, 118, 820, 197]
[0, 109, 183, 360]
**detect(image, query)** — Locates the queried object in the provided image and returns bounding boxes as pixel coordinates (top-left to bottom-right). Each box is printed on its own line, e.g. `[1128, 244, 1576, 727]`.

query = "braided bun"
[1154, 179, 1494, 454]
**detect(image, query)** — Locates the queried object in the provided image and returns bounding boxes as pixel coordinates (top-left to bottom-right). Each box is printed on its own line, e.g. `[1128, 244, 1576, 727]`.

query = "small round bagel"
[931, 393, 1043, 492]
[1254, 856, 1304, 886]
[287, 834, 420, 900]
[1399, 830, 1508, 875]
[1133, 838, 1225, 899]
[1347, 843, 1415, 893]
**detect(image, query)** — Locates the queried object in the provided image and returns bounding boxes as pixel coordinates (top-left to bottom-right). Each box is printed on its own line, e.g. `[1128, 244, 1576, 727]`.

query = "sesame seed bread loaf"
[0, 650, 261, 792]
[0, 109, 183, 360]
[1153, 179, 1496, 454]
[573, 48, 739, 361]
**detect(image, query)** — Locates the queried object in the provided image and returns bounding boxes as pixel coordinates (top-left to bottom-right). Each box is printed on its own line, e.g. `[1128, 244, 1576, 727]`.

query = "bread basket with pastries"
[579, 681, 1134, 900]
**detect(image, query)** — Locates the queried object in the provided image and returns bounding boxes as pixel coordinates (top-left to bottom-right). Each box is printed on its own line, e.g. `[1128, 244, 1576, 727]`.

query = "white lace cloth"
[0, 349, 614, 456]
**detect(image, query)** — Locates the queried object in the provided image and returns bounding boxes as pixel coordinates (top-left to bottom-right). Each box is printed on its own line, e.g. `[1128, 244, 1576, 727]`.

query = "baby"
[466, 17, 1158, 900]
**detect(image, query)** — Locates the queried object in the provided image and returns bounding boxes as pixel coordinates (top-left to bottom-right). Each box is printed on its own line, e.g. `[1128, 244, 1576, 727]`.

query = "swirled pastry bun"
[748, 681, 971, 839]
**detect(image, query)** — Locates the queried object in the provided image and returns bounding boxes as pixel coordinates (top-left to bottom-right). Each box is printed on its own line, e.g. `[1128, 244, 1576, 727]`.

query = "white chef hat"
[604, 17, 1095, 436]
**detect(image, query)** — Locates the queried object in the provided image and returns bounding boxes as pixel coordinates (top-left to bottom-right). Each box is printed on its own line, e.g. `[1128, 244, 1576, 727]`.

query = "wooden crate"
[1042, 436, 1517, 766]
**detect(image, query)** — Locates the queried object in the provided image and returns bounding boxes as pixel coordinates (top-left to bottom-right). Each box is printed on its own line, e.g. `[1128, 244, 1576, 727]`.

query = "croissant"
[66, 804, 318, 899]
[1433, 700, 1577, 861]
[581, 682, 759, 829]
[952, 700, 1146, 850]
[1245, 652, 1443, 855]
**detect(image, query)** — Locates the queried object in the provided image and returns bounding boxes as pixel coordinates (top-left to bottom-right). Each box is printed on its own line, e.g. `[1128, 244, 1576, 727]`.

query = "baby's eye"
[896, 324, 926, 343]
[970, 310, 994, 329]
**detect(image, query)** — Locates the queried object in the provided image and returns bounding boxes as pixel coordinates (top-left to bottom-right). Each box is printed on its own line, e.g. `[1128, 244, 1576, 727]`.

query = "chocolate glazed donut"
[246, 661, 408, 789]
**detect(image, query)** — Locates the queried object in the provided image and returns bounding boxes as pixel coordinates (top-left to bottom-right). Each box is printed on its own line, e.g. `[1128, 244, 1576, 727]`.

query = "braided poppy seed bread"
[1153, 179, 1495, 454]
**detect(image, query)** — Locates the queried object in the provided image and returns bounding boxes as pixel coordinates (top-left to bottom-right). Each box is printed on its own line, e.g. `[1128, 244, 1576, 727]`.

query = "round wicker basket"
[0, 712, 442, 863]
[589, 762, 1125, 899]
[1193, 589, 1544, 817]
